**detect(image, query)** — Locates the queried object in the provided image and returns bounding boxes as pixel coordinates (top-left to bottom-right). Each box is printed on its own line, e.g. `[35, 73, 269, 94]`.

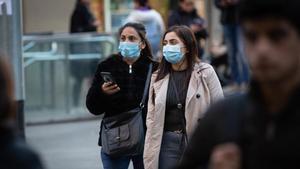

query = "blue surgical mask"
[118, 42, 141, 60]
[163, 44, 185, 64]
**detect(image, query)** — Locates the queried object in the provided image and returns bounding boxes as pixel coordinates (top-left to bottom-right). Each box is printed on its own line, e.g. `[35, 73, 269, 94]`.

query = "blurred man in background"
[0, 56, 43, 169]
[176, 0, 300, 168]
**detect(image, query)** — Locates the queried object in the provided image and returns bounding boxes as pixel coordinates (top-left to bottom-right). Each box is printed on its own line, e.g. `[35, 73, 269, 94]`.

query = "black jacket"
[176, 83, 300, 169]
[0, 127, 43, 169]
[86, 54, 157, 118]
[168, 8, 208, 40]
[70, 3, 97, 33]
[168, 8, 199, 28]
[215, 0, 238, 25]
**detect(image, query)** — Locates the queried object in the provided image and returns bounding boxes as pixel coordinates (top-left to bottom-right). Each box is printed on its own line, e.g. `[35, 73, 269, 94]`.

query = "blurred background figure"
[70, 0, 100, 108]
[125, 0, 165, 61]
[175, 0, 300, 168]
[0, 57, 43, 169]
[215, 0, 249, 90]
[209, 40, 231, 87]
[168, 0, 208, 58]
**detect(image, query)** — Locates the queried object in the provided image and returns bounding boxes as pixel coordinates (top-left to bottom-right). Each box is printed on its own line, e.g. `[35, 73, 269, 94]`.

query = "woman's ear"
[140, 41, 146, 50]
[182, 47, 189, 54]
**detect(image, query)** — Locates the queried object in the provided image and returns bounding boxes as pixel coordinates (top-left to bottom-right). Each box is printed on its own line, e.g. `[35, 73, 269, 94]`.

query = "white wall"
[23, 0, 76, 33]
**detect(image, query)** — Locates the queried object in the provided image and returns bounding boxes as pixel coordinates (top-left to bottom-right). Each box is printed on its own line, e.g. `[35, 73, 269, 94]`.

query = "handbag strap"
[140, 63, 153, 108]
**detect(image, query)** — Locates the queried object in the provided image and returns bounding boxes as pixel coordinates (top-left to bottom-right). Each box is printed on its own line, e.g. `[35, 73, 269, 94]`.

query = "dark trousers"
[159, 131, 186, 169]
[223, 24, 250, 85]
[101, 149, 144, 169]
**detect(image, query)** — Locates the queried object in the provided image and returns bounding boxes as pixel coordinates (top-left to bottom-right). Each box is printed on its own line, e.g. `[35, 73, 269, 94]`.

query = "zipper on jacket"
[266, 121, 276, 141]
[129, 65, 132, 74]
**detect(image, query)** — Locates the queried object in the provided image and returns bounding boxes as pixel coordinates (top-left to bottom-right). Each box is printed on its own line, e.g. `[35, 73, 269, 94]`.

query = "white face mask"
[118, 42, 141, 60]
[163, 44, 185, 64]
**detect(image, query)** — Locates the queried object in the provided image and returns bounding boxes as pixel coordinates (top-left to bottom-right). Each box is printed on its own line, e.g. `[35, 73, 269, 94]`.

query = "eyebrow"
[164, 39, 179, 42]
[121, 34, 137, 37]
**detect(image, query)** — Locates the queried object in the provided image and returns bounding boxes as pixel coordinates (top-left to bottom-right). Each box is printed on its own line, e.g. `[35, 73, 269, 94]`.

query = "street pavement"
[26, 119, 133, 169]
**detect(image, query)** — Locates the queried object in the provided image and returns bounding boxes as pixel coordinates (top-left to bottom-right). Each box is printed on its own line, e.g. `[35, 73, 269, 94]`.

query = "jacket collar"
[152, 62, 211, 106]
[248, 80, 300, 118]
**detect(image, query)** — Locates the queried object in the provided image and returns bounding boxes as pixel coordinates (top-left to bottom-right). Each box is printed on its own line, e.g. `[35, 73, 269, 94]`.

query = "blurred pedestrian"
[143, 26, 223, 169]
[168, 0, 208, 58]
[215, 0, 249, 90]
[176, 0, 300, 168]
[0, 57, 43, 169]
[70, 0, 99, 107]
[86, 22, 158, 169]
[125, 0, 165, 61]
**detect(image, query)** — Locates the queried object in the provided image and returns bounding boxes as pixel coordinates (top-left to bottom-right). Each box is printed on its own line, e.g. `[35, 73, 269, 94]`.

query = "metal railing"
[23, 32, 117, 123]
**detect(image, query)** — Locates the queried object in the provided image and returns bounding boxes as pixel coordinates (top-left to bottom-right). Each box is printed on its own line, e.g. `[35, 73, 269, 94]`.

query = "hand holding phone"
[101, 72, 116, 84]
[100, 72, 120, 95]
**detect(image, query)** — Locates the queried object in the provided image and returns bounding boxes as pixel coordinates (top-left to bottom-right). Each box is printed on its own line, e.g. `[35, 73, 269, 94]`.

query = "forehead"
[164, 32, 181, 41]
[242, 18, 298, 34]
[181, 0, 194, 5]
[120, 27, 139, 37]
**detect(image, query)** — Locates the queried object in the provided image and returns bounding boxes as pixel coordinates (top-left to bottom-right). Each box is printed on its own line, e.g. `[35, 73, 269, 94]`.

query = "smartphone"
[100, 72, 116, 84]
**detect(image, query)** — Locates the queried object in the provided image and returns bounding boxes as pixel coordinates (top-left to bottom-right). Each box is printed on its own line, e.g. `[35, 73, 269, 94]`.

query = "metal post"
[104, 0, 111, 32]
[64, 42, 71, 114]
[0, 0, 25, 138]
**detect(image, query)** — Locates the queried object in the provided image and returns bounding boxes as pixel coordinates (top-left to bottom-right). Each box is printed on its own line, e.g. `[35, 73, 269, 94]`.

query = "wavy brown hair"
[155, 25, 199, 82]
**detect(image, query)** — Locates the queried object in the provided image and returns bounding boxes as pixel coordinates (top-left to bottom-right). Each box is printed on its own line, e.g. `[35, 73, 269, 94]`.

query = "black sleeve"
[22, 152, 44, 169]
[86, 63, 108, 115]
[8, 140, 44, 169]
[175, 95, 245, 169]
[70, 6, 96, 33]
[168, 11, 180, 28]
[70, 8, 84, 33]
[214, 0, 223, 9]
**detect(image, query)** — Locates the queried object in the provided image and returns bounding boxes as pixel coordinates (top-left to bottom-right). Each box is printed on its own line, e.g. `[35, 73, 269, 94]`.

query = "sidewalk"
[26, 119, 133, 169]
[25, 107, 101, 126]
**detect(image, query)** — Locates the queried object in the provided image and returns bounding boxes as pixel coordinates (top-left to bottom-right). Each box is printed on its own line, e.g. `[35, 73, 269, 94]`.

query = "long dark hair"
[156, 25, 199, 82]
[0, 57, 15, 124]
[118, 22, 153, 60]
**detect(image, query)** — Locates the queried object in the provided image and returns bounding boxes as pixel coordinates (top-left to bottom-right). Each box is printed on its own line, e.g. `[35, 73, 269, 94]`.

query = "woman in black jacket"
[0, 57, 43, 169]
[86, 22, 157, 169]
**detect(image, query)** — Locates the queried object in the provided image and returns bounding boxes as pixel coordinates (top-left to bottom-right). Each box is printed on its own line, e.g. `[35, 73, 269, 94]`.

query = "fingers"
[209, 143, 241, 169]
[102, 82, 113, 88]
[103, 83, 118, 90]
[107, 87, 120, 95]
[102, 82, 120, 95]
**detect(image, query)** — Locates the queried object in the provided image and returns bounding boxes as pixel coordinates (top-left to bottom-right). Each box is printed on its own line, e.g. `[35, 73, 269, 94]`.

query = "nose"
[255, 37, 272, 55]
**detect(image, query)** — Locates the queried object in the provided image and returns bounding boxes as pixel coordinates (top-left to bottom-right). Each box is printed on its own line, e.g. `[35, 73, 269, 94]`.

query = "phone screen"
[100, 72, 116, 84]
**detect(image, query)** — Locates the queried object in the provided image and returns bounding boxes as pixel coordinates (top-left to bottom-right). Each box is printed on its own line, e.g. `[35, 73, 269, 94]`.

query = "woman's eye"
[170, 42, 177, 45]
[120, 37, 126, 41]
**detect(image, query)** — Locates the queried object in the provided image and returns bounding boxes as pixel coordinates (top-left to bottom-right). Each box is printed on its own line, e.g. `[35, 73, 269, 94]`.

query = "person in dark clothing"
[70, 0, 99, 107]
[70, 0, 98, 33]
[175, 0, 300, 169]
[0, 57, 43, 169]
[168, 0, 208, 58]
[215, 0, 249, 88]
[86, 22, 157, 169]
